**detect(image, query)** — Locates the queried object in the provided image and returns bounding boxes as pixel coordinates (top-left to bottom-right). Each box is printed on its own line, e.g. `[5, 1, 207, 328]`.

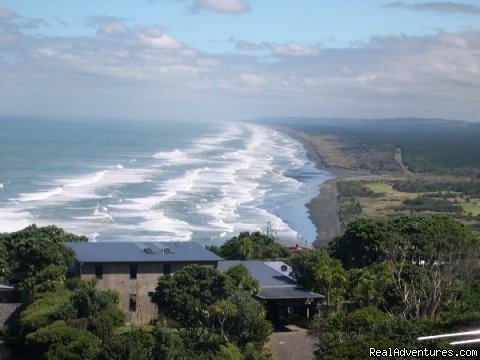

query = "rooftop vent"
[144, 247, 156, 254]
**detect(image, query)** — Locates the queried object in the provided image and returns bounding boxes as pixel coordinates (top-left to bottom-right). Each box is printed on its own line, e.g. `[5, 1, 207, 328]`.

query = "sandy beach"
[275, 127, 370, 248]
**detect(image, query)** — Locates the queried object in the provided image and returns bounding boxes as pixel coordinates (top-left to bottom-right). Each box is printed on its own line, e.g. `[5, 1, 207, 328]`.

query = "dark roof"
[217, 260, 297, 288]
[257, 288, 324, 300]
[64, 241, 221, 263]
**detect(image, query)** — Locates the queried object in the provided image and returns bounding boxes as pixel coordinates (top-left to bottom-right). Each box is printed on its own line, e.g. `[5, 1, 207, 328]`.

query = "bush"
[19, 290, 71, 335]
[346, 308, 391, 334]
[26, 320, 100, 360]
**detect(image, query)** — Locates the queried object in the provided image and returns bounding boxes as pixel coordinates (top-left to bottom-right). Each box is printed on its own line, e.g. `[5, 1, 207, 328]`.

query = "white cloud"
[193, 0, 250, 13]
[272, 42, 320, 57]
[135, 28, 184, 50]
[1, 10, 480, 121]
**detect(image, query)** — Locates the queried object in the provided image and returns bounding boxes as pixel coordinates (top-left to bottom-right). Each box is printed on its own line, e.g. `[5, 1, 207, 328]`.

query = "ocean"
[0, 117, 331, 245]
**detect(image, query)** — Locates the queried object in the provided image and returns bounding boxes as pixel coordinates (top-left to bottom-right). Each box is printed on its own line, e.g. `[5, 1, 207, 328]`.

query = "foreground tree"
[290, 250, 347, 310]
[0, 225, 86, 295]
[388, 234, 479, 319]
[151, 264, 235, 329]
[329, 215, 474, 269]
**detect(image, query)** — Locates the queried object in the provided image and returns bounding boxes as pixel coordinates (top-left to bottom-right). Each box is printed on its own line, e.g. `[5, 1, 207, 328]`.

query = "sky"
[0, 0, 479, 121]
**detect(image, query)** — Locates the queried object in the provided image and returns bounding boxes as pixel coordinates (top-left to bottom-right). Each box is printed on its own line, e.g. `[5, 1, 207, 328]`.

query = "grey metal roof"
[64, 241, 221, 263]
[217, 260, 298, 288]
[257, 288, 324, 300]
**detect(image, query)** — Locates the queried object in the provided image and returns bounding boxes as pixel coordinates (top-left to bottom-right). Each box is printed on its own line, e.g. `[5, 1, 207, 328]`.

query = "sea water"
[0, 117, 331, 245]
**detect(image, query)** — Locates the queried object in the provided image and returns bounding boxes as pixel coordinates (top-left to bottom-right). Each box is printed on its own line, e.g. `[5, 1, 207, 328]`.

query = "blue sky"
[1, 0, 480, 121]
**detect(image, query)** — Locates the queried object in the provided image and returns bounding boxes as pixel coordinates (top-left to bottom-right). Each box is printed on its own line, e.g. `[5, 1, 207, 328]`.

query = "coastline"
[274, 126, 370, 248]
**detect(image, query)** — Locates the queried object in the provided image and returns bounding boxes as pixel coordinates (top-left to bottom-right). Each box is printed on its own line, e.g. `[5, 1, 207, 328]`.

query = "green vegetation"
[399, 196, 463, 213]
[288, 215, 480, 359]
[207, 230, 289, 260]
[283, 118, 480, 174]
[1, 225, 272, 359]
[394, 180, 480, 196]
[338, 181, 380, 198]
[0, 225, 86, 296]
[328, 215, 473, 269]
[151, 264, 272, 359]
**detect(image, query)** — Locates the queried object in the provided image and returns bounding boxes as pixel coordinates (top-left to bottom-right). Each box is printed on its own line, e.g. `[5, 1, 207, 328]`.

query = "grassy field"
[340, 178, 480, 232]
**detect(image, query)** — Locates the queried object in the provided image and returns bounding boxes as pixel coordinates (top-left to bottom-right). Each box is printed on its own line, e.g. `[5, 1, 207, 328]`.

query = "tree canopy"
[207, 231, 289, 260]
[328, 215, 475, 269]
[0, 225, 86, 295]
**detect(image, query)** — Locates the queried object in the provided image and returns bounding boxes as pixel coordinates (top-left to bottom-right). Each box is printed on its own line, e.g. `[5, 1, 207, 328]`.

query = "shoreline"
[274, 126, 370, 248]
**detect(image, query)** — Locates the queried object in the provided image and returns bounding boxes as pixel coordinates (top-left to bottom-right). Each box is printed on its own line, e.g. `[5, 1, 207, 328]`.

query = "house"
[217, 260, 324, 324]
[65, 241, 221, 325]
[0, 281, 24, 331]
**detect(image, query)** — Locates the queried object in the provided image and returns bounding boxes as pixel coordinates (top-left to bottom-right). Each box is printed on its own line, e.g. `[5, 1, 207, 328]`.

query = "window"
[95, 265, 103, 279]
[163, 264, 171, 275]
[130, 265, 137, 279]
[129, 294, 137, 312]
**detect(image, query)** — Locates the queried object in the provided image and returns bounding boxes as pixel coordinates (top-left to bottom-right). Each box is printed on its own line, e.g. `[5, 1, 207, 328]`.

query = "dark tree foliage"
[151, 264, 235, 328]
[207, 231, 289, 260]
[0, 225, 87, 295]
[224, 264, 259, 295]
[98, 328, 154, 360]
[26, 320, 101, 360]
[223, 291, 272, 347]
[399, 196, 462, 213]
[328, 215, 475, 269]
[393, 180, 480, 197]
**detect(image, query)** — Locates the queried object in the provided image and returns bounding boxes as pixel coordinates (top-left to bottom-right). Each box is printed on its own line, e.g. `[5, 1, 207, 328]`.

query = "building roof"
[64, 241, 221, 263]
[217, 260, 297, 288]
[263, 261, 294, 280]
[258, 288, 324, 300]
[218, 260, 324, 301]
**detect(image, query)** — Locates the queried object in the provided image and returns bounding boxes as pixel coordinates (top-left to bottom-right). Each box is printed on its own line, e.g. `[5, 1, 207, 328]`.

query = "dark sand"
[276, 127, 370, 248]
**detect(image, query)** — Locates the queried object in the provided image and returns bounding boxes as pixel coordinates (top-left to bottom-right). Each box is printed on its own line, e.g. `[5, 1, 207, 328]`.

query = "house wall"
[77, 261, 217, 325]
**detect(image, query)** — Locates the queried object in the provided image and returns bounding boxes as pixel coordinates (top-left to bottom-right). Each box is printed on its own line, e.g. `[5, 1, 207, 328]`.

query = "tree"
[223, 292, 272, 347]
[388, 234, 479, 320]
[151, 265, 235, 329]
[57, 283, 122, 320]
[225, 264, 259, 295]
[0, 225, 86, 295]
[347, 263, 392, 309]
[208, 231, 289, 260]
[329, 215, 475, 269]
[210, 300, 238, 337]
[97, 328, 153, 360]
[290, 250, 346, 309]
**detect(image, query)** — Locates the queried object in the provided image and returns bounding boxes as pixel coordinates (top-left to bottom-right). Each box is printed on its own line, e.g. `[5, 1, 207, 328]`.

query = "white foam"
[0, 209, 32, 232]
[0, 183, 3, 190]
[18, 186, 65, 202]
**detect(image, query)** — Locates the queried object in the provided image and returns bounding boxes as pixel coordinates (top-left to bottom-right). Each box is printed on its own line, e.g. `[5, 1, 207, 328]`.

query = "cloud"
[135, 27, 185, 50]
[384, 1, 480, 15]
[193, 0, 250, 13]
[1, 10, 480, 121]
[0, 9, 18, 20]
[97, 21, 129, 37]
[271, 42, 320, 57]
[235, 40, 268, 51]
